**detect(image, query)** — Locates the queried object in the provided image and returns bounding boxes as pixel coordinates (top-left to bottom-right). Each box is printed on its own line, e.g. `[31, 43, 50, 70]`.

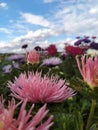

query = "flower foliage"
[76, 55, 98, 89]
[8, 72, 75, 103]
[0, 96, 53, 130]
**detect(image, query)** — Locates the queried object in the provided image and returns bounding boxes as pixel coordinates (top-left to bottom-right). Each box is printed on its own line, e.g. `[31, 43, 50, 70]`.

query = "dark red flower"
[65, 45, 84, 56]
[46, 44, 57, 56]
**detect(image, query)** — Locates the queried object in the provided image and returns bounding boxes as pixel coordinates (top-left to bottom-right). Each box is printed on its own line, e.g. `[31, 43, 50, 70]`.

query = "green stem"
[85, 99, 96, 130]
[78, 112, 84, 130]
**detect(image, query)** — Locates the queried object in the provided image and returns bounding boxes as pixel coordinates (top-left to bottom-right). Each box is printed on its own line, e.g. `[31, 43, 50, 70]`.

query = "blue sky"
[0, 0, 98, 53]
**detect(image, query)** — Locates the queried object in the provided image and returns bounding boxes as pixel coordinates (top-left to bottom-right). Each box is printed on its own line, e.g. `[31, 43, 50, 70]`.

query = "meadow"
[0, 37, 98, 130]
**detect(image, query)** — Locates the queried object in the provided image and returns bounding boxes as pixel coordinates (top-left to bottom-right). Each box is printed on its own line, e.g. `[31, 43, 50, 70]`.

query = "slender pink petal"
[8, 72, 75, 103]
[76, 55, 98, 89]
[0, 97, 53, 130]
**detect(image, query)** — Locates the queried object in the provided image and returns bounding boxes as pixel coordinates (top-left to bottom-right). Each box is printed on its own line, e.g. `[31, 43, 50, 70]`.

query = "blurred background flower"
[65, 45, 84, 56]
[46, 44, 57, 56]
[26, 50, 40, 64]
[41, 57, 62, 66]
[2, 64, 12, 73]
[7, 54, 25, 62]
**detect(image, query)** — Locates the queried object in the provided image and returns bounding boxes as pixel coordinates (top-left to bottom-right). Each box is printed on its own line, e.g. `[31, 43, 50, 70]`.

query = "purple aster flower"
[82, 38, 91, 43]
[2, 64, 12, 73]
[7, 54, 25, 62]
[12, 62, 19, 69]
[74, 39, 82, 46]
[42, 57, 62, 66]
[90, 42, 98, 50]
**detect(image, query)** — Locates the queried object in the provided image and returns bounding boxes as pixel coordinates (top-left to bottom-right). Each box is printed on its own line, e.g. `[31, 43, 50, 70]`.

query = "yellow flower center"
[0, 121, 4, 130]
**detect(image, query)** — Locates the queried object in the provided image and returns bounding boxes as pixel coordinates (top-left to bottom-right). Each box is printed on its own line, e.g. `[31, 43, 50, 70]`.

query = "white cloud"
[43, 0, 56, 3]
[50, 0, 98, 36]
[12, 28, 61, 47]
[89, 7, 98, 14]
[21, 13, 53, 27]
[0, 42, 12, 48]
[43, 0, 63, 3]
[0, 28, 70, 53]
[0, 28, 11, 34]
[1, 0, 98, 53]
[0, 2, 7, 9]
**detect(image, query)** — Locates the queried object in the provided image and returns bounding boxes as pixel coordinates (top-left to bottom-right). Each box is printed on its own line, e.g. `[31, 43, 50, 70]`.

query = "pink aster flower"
[26, 50, 40, 64]
[0, 96, 53, 130]
[76, 55, 98, 89]
[8, 72, 75, 103]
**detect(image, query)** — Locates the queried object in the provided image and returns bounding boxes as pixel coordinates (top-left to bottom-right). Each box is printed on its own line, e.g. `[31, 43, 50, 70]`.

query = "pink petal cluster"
[8, 72, 75, 103]
[26, 50, 40, 64]
[76, 55, 98, 89]
[0, 96, 53, 130]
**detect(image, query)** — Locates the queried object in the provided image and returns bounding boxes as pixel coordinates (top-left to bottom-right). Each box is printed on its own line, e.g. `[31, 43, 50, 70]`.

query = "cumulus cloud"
[0, 28, 68, 53]
[0, 2, 7, 9]
[52, 0, 98, 36]
[1, 0, 98, 53]
[11, 28, 61, 48]
[21, 13, 53, 27]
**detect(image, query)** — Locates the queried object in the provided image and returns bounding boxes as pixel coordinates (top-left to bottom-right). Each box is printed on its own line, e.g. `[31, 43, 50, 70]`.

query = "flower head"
[34, 46, 45, 51]
[26, 50, 40, 64]
[2, 65, 12, 73]
[42, 57, 62, 66]
[90, 42, 98, 50]
[76, 55, 98, 89]
[0, 96, 53, 130]
[74, 39, 82, 46]
[8, 72, 75, 103]
[21, 44, 28, 49]
[86, 49, 98, 56]
[7, 54, 25, 62]
[46, 44, 57, 56]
